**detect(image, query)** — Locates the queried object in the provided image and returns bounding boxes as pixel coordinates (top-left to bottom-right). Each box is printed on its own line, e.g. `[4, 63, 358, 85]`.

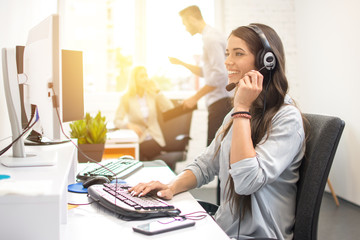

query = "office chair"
[199, 113, 345, 240]
[293, 113, 344, 240]
[150, 99, 193, 171]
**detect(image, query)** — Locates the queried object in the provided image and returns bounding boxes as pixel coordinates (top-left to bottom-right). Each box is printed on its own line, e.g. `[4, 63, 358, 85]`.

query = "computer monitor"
[23, 14, 84, 143]
[22, 14, 61, 142]
[0, 14, 84, 167]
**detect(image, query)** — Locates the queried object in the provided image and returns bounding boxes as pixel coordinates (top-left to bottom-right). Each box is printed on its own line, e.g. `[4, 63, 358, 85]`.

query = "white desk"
[0, 142, 77, 240]
[61, 161, 230, 240]
[104, 129, 139, 159]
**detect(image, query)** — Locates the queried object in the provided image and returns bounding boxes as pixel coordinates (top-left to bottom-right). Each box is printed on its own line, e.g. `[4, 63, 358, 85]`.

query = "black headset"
[246, 24, 276, 71]
[246, 24, 277, 117]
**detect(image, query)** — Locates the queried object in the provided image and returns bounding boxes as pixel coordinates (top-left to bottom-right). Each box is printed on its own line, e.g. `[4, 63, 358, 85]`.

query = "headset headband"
[246, 24, 276, 71]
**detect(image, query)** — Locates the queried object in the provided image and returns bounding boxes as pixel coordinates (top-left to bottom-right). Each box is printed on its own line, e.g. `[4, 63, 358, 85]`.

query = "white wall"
[294, 0, 360, 205]
[220, 0, 360, 205]
[0, 0, 57, 149]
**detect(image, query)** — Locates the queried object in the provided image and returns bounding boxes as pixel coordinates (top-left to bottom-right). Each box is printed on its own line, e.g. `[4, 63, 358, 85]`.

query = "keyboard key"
[77, 158, 143, 181]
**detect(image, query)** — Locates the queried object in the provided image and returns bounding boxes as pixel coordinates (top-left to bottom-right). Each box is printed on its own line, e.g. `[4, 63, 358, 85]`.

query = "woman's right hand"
[234, 70, 263, 111]
[128, 181, 174, 200]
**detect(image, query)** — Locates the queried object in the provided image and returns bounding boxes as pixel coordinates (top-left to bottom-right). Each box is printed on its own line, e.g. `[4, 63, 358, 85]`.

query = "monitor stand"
[25, 130, 70, 146]
[1, 48, 55, 167]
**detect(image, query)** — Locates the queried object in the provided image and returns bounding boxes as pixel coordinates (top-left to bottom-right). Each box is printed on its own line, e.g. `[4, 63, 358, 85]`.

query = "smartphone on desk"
[132, 218, 195, 235]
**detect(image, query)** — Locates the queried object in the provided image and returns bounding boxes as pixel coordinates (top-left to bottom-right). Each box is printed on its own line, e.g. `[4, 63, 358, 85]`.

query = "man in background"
[169, 5, 232, 146]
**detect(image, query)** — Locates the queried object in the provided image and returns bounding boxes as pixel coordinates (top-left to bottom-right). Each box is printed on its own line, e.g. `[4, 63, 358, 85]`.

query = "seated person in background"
[114, 66, 174, 161]
[128, 24, 309, 240]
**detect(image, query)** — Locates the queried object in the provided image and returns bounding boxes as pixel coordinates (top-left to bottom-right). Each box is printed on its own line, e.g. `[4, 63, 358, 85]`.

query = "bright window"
[62, 0, 215, 94]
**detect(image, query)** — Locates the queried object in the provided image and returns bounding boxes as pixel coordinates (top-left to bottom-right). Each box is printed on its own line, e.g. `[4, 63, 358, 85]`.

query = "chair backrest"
[158, 99, 193, 152]
[294, 113, 345, 240]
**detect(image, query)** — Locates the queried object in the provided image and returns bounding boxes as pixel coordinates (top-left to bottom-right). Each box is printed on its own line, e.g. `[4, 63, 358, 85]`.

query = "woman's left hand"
[233, 70, 263, 111]
[128, 181, 174, 200]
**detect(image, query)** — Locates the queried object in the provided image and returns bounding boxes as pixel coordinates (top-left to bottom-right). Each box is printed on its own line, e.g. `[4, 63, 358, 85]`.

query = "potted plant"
[70, 111, 108, 163]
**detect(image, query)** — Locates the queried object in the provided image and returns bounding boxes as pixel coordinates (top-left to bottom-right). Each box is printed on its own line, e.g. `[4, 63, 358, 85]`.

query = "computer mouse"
[82, 176, 110, 188]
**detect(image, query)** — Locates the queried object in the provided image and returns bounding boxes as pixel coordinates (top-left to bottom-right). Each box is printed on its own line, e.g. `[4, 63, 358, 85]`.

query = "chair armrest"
[197, 200, 219, 216]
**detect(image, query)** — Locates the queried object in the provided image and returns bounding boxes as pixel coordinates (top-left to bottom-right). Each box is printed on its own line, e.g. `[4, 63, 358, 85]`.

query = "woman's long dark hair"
[222, 23, 309, 217]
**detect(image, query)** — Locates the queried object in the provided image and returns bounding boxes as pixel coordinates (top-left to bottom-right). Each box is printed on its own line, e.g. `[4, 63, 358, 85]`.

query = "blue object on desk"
[68, 182, 88, 193]
[68, 179, 127, 194]
[111, 179, 127, 184]
[0, 174, 10, 180]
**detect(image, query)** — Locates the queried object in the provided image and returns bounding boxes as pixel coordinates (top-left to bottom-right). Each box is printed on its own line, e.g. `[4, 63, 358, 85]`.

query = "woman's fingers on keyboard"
[129, 181, 168, 197]
[142, 181, 167, 196]
[146, 182, 174, 200]
[128, 182, 148, 196]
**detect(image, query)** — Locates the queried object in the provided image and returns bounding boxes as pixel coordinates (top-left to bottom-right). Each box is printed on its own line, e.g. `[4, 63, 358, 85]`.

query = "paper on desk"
[0, 179, 51, 196]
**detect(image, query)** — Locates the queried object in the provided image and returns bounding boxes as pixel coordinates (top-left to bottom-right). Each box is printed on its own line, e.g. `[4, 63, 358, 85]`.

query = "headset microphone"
[226, 82, 236, 92]
[225, 65, 267, 92]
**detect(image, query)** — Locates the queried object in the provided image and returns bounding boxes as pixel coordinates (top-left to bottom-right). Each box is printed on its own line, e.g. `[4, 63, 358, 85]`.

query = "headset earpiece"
[263, 51, 276, 70]
[247, 25, 276, 71]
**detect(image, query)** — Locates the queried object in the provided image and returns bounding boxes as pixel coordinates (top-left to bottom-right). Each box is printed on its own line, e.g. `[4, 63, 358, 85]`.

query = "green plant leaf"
[69, 111, 107, 144]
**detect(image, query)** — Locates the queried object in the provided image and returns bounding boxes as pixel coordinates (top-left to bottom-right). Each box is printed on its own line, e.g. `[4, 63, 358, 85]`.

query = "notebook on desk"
[162, 104, 197, 121]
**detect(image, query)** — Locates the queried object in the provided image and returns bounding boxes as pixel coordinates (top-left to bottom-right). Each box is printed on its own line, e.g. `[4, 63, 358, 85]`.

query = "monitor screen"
[61, 49, 84, 123]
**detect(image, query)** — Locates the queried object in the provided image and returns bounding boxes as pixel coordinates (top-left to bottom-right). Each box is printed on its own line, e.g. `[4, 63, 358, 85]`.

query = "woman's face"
[225, 34, 256, 85]
[135, 68, 149, 86]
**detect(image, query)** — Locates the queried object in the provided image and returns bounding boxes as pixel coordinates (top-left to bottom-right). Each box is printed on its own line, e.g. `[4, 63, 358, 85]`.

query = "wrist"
[168, 183, 177, 196]
[234, 106, 250, 112]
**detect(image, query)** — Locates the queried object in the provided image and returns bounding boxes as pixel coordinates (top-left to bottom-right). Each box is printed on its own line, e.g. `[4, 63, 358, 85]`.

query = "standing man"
[169, 5, 232, 146]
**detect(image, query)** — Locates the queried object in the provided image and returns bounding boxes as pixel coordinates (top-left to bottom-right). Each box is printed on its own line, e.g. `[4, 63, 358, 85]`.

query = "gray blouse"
[185, 95, 305, 240]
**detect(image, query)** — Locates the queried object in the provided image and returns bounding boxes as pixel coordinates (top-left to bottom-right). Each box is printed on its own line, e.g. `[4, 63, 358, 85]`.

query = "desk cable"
[50, 86, 126, 211]
[157, 211, 208, 224]
[0, 105, 38, 157]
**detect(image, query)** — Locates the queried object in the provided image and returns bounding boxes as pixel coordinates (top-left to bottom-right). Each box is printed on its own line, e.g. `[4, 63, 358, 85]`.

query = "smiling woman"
[225, 36, 257, 84]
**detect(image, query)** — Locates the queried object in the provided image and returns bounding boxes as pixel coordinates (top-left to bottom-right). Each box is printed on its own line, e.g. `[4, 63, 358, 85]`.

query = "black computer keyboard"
[88, 183, 181, 220]
[77, 157, 143, 181]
